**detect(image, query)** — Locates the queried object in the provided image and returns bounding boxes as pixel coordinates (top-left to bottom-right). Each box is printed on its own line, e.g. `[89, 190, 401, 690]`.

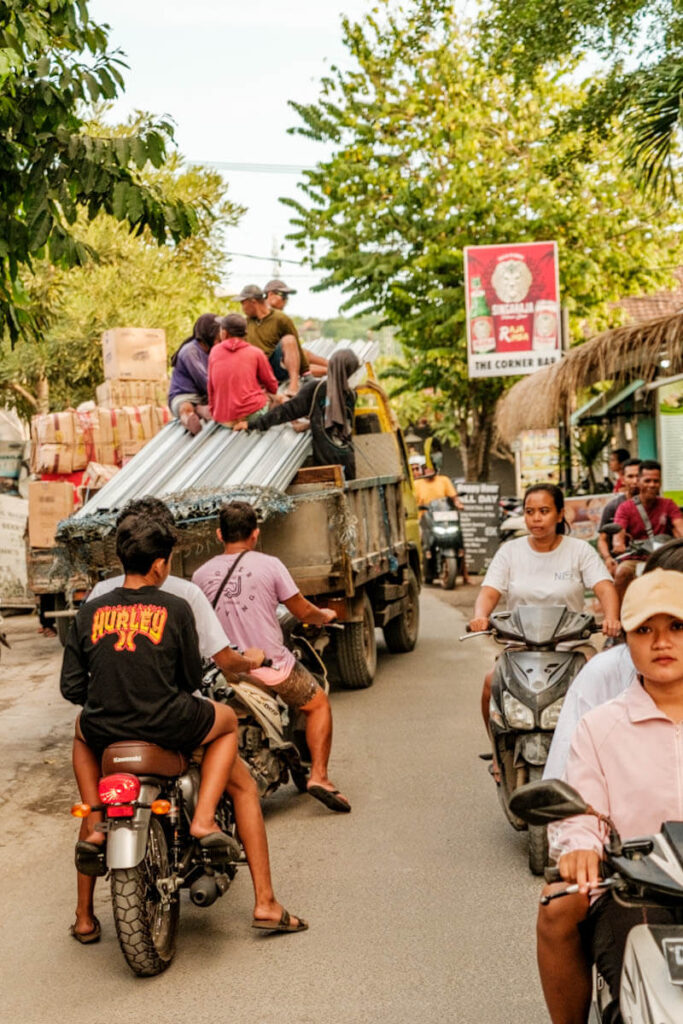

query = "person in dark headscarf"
[168, 313, 221, 435]
[234, 349, 360, 480]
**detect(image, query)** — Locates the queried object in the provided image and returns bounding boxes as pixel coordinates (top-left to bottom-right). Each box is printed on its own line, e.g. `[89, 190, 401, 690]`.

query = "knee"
[281, 334, 298, 355]
[300, 689, 329, 714]
[538, 890, 589, 943]
[212, 703, 238, 734]
[226, 758, 257, 797]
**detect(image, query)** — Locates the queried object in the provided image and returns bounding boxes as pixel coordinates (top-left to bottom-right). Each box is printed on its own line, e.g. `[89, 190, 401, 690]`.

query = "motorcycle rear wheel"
[111, 818, 178, 976]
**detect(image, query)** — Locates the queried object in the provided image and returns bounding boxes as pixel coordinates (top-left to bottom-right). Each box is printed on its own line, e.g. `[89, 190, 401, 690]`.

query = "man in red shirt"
[208, 314, 280, 426]
[612, 459, 683, 601]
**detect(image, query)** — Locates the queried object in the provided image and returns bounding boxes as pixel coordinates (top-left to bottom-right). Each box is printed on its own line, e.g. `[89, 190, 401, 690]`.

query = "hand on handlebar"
[558, 849, 602, 894]
[244, 647, 266, 669]
[469, 616, 490, 633]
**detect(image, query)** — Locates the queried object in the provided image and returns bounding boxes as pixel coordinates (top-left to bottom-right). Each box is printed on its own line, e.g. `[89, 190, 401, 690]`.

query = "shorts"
[78, 696, 216, 759]
[268, 340, 288, 382]
[170, 392, 205, 417]
[580, 891, 682, 1017]
[269, 661, 321, 709]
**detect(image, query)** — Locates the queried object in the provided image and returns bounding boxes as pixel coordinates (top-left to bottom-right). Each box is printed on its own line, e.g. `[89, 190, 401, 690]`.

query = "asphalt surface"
[0, 586, 548, 1024]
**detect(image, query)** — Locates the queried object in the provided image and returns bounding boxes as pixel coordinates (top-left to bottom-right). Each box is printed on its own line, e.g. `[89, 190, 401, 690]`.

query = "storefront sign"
[657, 381, 683, 505]
[464, 241, 561, 379]
[458, 482, 501, 573]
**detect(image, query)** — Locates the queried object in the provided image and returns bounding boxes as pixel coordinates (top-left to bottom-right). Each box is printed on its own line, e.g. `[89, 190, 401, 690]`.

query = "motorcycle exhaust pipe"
[190, 875, 219, 907]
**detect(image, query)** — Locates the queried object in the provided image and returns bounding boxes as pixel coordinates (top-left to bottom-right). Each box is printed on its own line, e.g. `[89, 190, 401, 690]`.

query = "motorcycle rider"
[69, 500, 307, 941]
[413, 460, 470, 585]
[470, 484, 620, 743]
[537, 568, 683, 1024]
[596, 458, 641, 575]
[612, 459, 683, 602]
[192, 500, 351, 813]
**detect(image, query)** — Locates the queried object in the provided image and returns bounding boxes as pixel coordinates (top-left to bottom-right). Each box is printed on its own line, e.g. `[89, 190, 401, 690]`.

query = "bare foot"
[72, 912, 99, 937]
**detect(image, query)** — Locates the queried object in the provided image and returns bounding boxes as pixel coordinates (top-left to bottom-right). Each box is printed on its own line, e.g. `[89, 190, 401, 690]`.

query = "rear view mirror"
[509, 779, 588, 825]
[601, 522, 622, 536]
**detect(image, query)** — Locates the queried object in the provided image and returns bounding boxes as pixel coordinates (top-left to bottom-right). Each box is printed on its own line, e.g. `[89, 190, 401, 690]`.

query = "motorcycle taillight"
[98, 773, 141, 806]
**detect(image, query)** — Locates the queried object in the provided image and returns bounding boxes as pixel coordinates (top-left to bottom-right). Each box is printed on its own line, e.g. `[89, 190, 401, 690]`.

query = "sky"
[90, 0, 374, 320]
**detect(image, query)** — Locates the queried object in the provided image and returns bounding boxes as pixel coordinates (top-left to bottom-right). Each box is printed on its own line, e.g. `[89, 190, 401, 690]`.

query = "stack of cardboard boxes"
[28, 328, 171, 549]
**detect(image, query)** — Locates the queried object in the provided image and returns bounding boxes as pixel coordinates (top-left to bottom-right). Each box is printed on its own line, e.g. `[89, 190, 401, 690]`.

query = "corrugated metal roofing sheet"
[69, 339, 380, 522]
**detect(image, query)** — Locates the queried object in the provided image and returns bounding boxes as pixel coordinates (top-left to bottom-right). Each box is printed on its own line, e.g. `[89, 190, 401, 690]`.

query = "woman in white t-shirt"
[469, 484, 620, 737]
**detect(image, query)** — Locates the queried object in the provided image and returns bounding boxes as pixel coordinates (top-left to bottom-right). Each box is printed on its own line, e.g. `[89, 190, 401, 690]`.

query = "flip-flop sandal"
[69, 916, 101, 944]
[307, 785, 351, 813]
[252, 908, 308, 933]
[197, 831, 242, 861]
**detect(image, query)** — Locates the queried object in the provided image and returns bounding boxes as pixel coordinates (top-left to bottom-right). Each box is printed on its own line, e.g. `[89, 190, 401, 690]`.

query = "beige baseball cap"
[621, 569, 683, 631]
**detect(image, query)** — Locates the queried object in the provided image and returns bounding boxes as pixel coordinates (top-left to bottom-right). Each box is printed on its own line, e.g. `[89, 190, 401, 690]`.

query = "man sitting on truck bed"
[193, 500, 351, 814]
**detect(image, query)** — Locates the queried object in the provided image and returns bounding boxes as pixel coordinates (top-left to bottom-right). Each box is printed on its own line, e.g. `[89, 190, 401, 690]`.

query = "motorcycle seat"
[101, 741, 190, 777]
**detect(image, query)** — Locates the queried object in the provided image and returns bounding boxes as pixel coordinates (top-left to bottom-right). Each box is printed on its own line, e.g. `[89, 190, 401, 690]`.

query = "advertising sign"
[516, 429, 560, 493]
[657, 380, 683, 505]
[0, 495, 32, 607]
[564, 494, 612, 546]
[464, 241, 561, 379]
[458, 482, 501, 574]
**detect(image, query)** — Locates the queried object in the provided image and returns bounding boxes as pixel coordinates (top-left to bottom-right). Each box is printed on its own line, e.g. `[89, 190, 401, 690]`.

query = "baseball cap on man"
[264, 279, 297, 296]
[621, 569, 683, 631]
[233, 284, 265, 302]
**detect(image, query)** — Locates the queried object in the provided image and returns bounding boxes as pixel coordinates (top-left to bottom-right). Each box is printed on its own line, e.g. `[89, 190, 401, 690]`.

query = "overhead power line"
[193, 160, 312, 175]
[226, 250, 304, 265]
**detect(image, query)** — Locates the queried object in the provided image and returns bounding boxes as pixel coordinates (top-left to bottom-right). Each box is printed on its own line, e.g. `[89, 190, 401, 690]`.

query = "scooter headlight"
[540, 697, 565, 730]
[502, 692, 535, 730]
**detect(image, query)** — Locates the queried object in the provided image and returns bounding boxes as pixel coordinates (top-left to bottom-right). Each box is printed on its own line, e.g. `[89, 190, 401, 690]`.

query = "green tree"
[0, 0, 200, 339]
[0, 150, 242, 415]
[285, 2, 683, 479]
[483, 0, 683, 192]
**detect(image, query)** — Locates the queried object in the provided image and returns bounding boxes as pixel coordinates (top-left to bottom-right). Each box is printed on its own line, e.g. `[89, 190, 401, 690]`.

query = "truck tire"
[382, 569, 420, 653]
[336, 592, 377, 689]
[111, 819, 178, 976]
[440, 556, 457, 590]
[527, 765, 549, 876]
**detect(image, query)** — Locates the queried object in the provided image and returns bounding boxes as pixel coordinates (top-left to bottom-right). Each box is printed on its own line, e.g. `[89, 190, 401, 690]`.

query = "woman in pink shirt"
[537, 569, 683, 1023]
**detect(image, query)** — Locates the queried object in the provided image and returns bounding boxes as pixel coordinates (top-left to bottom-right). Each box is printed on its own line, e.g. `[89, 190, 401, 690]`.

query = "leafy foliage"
[0, 0, 200, 339]
[0, 148, 242, 416]
[285, 3, 683, 479]
[483, 0, 683, 192]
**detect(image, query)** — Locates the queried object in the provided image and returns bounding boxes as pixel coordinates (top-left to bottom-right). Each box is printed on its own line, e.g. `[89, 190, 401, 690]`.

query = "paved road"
[0, 590, 548, 1024]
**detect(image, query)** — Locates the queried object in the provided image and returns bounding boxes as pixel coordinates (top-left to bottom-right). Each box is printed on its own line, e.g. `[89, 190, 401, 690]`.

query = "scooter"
[462, 605, 598, 874]
[420, 497, 464, 590]
[71, 742, 242, 977]
[203, 616, 333, 797]
[498, 497, 527, 543]
[511, 778, 683, 1023]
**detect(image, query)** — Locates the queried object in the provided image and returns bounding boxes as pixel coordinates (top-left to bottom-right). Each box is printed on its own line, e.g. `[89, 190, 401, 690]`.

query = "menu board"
[458, 482, 501, 574]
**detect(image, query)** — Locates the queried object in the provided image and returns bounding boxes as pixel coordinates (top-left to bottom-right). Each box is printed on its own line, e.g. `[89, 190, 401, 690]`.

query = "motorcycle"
[462, 605, 598, 874]
[511, 778, 683, 1023]
[203, 616, 333, 798]
[71, 742, 242, 977]
[603, 522, 674, 578]
[420, 497, 464, 590]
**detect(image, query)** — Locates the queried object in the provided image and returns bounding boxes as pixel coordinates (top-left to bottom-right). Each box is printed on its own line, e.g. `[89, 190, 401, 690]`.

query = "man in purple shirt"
[612, 460, 683, 602]
[193, 501, 351, 813]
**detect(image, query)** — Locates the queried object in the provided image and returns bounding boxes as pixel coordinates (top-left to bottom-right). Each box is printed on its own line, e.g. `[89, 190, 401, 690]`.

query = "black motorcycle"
[420, 497, 464, 590]
[462, 605, 598, 874]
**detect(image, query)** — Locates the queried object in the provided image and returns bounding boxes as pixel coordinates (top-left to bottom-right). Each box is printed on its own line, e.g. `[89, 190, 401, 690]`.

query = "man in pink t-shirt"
[208, 313, 279, 426]
[612, 460, 683, 603]
[192, 501, 351, 814]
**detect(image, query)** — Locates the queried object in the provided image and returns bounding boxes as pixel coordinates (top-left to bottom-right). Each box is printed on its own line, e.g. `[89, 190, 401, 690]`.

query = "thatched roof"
[495, 311, 683, 445]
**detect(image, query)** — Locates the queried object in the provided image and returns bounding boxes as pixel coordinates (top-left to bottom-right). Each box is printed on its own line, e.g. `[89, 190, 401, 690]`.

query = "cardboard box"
[28, 481, 74, 549]
[102, 328, 167, 381]
[32, 411, 87, 471]
[96, 378, 169, 409]
[32, 410, 77, 446]
[32, 443, 74, 475]
[118, 405, 155, 443]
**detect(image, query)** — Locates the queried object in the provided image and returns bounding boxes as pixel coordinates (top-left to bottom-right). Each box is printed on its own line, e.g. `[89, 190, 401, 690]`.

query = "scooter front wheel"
[440, 555, 457, 590]
[110, 818, 178, 976]
[527, 765, 549, 875]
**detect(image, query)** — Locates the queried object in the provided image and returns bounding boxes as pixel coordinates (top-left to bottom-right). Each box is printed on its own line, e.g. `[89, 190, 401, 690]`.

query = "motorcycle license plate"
[433, 511, 458, 522]
[663, 937, 683, 985]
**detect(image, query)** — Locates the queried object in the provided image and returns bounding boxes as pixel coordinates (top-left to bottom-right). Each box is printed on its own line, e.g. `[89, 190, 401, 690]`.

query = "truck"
[32, 370, 422, 688]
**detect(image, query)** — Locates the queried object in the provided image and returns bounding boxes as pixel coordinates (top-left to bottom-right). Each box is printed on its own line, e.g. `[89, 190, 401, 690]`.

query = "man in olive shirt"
[235, 284, 309, 396]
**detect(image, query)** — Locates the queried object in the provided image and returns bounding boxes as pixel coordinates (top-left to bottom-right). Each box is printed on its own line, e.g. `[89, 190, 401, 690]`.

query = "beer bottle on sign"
[469, 277, 495, 354]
